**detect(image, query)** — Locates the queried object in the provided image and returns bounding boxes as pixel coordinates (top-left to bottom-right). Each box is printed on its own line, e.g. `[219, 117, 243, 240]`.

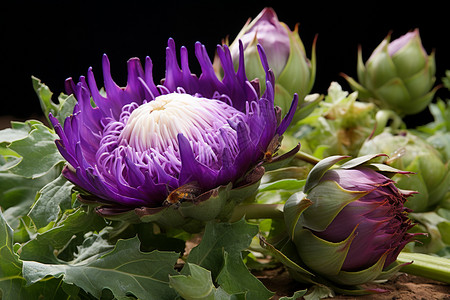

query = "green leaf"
[0, 123, 32, 144]
[28, 174, 74, 229]
[216, 251, 274, 300]
[55, 94, 78, 126]
[69, 226, 115, 265]
[303, 285, 335, 300]
[187, 220, 258, 279]
[169, 263, 216, 300]
[7, 123, 64, 178]
[0, 211, 23, 297]
[32, 76, 77, 126]
[20, 207, 105, 263]
[1, 212, 68, 299]
[0, 121, 46, 173]
[0, 169, 60, 229]
[32, 76, 59, 122]
[22, 236, 179, 300]
[279, 290, 307, 300]
[137, 223, 186, 253]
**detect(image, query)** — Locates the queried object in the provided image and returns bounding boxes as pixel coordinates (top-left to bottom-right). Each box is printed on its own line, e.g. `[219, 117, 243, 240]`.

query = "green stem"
[374, 109, 404, 136]
[295, 151, 320, 165]
[397, 251, 450, 284]
[229, 203, 284, 222]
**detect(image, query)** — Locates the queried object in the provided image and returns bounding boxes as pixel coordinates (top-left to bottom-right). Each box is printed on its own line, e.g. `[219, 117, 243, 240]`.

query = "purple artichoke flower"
[284, 155, 420, 286]
[49, 39, 298, 227]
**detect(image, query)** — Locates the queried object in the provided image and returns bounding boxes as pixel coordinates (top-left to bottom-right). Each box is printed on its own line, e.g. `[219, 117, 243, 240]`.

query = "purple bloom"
[50, 39, 298, 217]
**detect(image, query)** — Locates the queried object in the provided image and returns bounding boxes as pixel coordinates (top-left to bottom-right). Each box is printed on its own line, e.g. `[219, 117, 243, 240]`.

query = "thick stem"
[374, 109, 404, 136]
[397, 252, 450, 284]
[230, 203, 284, 222]
[295, 151, 320, 165]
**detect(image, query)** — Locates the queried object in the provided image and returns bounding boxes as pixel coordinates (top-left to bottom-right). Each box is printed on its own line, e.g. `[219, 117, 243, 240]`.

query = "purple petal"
[276, 93, 298, 135]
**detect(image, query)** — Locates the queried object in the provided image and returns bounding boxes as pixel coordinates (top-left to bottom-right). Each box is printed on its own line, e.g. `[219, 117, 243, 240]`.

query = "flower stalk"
[294, 150, 321, 165]
[229, 203, 284, 222]
[397, 252, 450, 284]
[374, 109, 405, 136]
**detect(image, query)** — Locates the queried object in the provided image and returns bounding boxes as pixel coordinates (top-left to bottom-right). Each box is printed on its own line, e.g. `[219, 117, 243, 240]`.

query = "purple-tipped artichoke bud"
[215, 7, 317, 124]
[284, 155, 419, 286]
[343, 29, 438, 116]
[49, 39, 299, 231]
[359, 131, 450, 212]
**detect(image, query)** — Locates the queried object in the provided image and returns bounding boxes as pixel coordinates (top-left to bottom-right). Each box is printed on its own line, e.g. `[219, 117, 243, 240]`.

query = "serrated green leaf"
[70, 227, 115, 265]
[55, 94, 77, 126]
[0, 210, 22, 276]
[0, 125, 32, 144]
[20, 207, 105, 263]
[303, 285, 334, 300]
[279, 289, 307, 300]
[217, 251, 274, 300]
[1, 276, 74, 300]
[169, 263, 216, 300]
[28, 174, 74, 229]
[137, 223, 186, 253]
[0, 168, 60, 229]
[0, 210, 26, 299]
[7, 123, 63, 178]
[187, 220, 258, 279]
[32, 76, 59, 122]
[22, 236, 179, 300]
[214, 287, 246, 300]
[31, 76, 77, 127]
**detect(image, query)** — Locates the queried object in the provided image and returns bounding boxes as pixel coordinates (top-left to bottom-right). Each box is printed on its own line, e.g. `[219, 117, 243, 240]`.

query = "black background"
[2, 1, 449, 126]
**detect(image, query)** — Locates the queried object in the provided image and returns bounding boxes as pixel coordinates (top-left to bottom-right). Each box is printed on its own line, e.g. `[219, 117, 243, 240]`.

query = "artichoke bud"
[343, 29, 438, 116]
[215, 7, 317, 123]
[359, 131, 450, 212]
[284, 154, 418, 287]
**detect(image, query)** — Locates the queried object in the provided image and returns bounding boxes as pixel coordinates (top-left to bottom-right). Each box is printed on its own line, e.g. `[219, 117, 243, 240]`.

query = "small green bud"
[343, 29, 438, 116]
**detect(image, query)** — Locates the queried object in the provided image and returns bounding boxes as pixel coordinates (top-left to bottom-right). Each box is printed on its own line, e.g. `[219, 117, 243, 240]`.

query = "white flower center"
[118, 93, 242, 156]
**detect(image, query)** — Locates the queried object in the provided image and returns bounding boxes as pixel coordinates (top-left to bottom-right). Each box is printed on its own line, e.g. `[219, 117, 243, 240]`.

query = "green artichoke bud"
[283, 155, 418, 288]
[215, 7, 318, 123]
[359, 131, 450, 212]
[343, 29, 438, 116]
[296, 82, 376, 158]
